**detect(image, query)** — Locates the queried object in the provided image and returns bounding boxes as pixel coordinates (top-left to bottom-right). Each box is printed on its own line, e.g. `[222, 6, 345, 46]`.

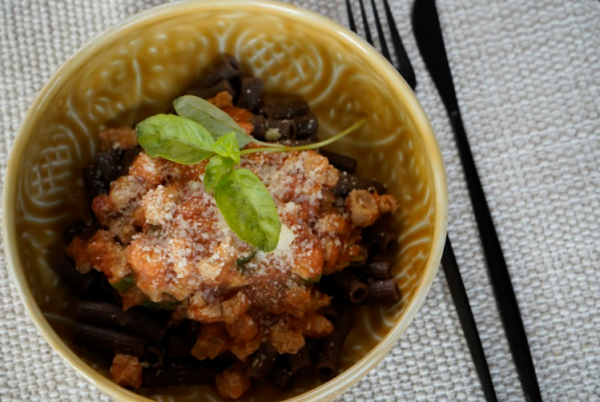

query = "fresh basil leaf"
[303, 274, 322, 285]
[147, 224, 162, 237]
[214, 169, 281, 252]
[204, 156, 234, 193]
[136, 114, 215, 165]
[110, 276, 135, 292]
[142, 300, 180, 311]
[214, 132, 240, 164]
[236, 250, 257, 269]
[173, 95, 255, 148]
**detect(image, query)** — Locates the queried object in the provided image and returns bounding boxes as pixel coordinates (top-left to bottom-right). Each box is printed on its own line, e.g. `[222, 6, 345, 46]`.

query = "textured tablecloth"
[1, 0, 599, 401]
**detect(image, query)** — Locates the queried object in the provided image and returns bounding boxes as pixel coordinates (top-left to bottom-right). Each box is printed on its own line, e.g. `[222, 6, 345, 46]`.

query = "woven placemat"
[1, 1, 599, 400]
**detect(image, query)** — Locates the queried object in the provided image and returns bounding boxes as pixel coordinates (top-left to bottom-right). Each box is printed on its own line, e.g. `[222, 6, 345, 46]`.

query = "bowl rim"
[1, 0, 448, 401]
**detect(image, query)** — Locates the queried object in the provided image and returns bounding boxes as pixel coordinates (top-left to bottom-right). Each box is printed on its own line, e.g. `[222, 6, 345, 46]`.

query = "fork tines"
[345, 0, 417, 90]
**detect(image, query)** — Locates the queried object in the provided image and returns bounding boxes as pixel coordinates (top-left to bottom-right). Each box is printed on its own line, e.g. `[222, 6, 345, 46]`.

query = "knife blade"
[442, 236, 497, 402]
[412, 1, 543, 401]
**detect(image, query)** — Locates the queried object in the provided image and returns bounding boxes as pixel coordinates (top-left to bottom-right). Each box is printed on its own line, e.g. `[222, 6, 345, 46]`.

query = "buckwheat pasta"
[315, 310, 354, 381]
[143, 363, 218, 387]
[288, 345, 312, 375]
[167, 334, 195, 359]
[74, 322, 146, 358]
[350, 261, 392, 281]
[76, 301, 169, 343]
[186, 79, 236, 100]
[320, 271, 369, 304]
[365, 227, 397, 254]
[251, 114, 267, 139]
[195, 54, 241, 88]
[246, 344, 278, 381]
[50, 253, 97, 291]
[83, 149, 121, 198]
[317, 302, 342, 323]
[261, 100, 310, 119]
[362, 279, 402, 305]
[142, 344, 164, 369]
[266, 119, 296, 139]
[269, 356, 293, 390]
[293, 112, 319, 140]
[333, 171, 387, 196]
[236, 76, 264, 112]
[320, 150, 358, 173]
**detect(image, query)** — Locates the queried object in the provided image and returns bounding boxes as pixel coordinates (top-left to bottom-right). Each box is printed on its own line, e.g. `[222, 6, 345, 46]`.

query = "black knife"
[412, 1, 543, 401]
[442, 236, 497, 402]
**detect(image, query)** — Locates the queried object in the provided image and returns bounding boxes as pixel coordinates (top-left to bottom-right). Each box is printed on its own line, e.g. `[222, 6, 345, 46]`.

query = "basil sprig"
[174, 95, 254, 148]
[236, 250, 257, 268]
[135, 95, 364, 252]
[136, 114, 215, 165]
[215, 168, 281, 252]
[204, 156, 234, 193]
[110, 276, 135, 292]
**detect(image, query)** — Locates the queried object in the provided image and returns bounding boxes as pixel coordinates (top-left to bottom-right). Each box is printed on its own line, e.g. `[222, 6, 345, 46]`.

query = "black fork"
[345, 0, 417, 90]
[344, 1, 498, 401]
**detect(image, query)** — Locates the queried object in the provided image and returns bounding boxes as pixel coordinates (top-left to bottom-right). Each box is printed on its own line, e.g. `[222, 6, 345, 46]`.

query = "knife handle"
[449, 111, 542, 402]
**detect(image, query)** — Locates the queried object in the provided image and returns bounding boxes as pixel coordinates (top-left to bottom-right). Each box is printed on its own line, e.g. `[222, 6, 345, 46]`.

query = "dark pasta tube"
[85, 277, 122, 304]
[348, 243, 371, 268]
[247, 344, 278, 381]
[212, 352, 237, 371]
[317, 303, 341, 323]
[51, 253, 98, 291]
[236, 76, 264, 112]
[195, 55, 241, 88]
[252, 114, 266, 139]
[365, 228, 397, 254]
[167, 334, 195, 359]
[84, 149, 122, 198]
[142, 344, 164, 369]
[76, 301, 169, 343]
[305, 337, 319, 356]
[315, 310, 354, 381]
[266, 119, 296, 139]
[362, 279, 402, 304]
[288, 344, 312, 375]
[293, 112, 319, 140]
[261, 101, 309, 119]
[119, 145, 142, 176]
[269, 356, 293, 390]
[143, 363, 217, 387]
[186, 79, 236, 100]
[63, 219, 100, 242]
[182, 319, 203, 337]
[350, 261, 392, 281]
[63, 220, 85, 241]
[320, 150, 357, 174]
[332, 171, 387, 196]
[74, 322, 145, 357]
[320, 271, 368, 304]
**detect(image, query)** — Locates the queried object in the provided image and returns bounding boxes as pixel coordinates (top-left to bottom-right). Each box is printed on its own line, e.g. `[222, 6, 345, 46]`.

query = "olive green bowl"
[2, 1, 447, 401]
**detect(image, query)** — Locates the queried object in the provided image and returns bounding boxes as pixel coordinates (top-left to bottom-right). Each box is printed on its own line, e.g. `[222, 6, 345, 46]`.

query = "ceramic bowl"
[2, 1, 447, 401]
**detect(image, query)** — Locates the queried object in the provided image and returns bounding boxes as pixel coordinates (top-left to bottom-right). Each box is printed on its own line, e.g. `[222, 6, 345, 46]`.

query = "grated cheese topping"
[97, 148, 355, 306]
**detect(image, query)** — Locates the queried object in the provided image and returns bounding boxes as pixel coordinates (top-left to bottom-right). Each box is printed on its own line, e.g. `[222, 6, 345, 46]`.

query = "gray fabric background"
[1, 0, 599, 401]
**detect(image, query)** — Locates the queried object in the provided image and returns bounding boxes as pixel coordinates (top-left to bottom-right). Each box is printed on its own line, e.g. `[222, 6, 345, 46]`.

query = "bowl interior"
[5, 2, 444, 401]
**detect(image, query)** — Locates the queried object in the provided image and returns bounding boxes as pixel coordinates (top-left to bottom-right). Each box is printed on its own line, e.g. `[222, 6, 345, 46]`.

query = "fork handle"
[449, 110, 542, 402]
[395, 43, 416, 90]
